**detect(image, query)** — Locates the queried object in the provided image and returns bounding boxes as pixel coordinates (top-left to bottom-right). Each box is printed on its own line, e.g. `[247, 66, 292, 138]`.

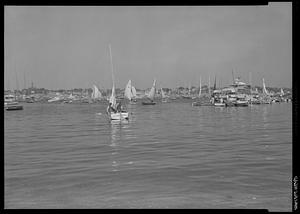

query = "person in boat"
[107, 102, 116, 114]
[116, 102, 122, 112]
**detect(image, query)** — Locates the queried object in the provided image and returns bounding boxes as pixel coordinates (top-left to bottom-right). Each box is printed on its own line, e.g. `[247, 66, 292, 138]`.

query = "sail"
[109, 84, 117, 109]
[92, 85, 102, 99]
[262, 78, 269, 95]
[148, 79, 156, 101]
[109, 44, 117, 110]
[198, 76, 202, 97]
[213, 76, 217, 90]
[280, 88, 284, 96]
[68, 93, 74, 99]
[124, 80, 132, 100]
[208, 75, 211, 94]
[131, 86, 137, 98]
[161, 88, 166, 99]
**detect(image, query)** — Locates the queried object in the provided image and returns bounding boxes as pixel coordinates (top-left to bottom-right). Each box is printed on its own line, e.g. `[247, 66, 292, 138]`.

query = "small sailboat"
[107, 44, 129, 121]
[131, 85, 137, 99]
[262, 78, 269, 96]
[192, 76, 201, 105]
[142, 79, 156, 105]
[182, 83, 192, 99]
[192, 75, 213, 106]
[262, 78, 272, 104]
[124, 80, 137, 104]
[91, 84, 103, 101]
[161, 88, 169, 103]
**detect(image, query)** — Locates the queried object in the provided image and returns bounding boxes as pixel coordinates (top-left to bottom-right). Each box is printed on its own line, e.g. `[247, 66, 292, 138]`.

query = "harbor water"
[4, 101, 292, 210]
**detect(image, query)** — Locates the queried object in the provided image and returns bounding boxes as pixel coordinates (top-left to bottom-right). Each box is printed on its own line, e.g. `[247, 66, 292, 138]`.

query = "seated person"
[116, 102, 122, 112]
[107, 103, 116, 114]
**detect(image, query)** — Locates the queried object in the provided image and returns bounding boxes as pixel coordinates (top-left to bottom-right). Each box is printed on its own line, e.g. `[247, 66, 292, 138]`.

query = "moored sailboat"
[261, 78, 272, 104]
[161, 88, 169, 103]
[142, 79, 156, 105]
[4, 94, 23, 111]
[124, 80, 137, 104]
[91, 84, 103, 102]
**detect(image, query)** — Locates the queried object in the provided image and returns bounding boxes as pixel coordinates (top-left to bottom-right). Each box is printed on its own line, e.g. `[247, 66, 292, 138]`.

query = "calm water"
[4, 101, 292, 210]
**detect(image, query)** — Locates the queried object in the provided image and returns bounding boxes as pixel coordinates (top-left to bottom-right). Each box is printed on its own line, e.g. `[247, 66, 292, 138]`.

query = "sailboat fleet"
[5, 45, 291, 116]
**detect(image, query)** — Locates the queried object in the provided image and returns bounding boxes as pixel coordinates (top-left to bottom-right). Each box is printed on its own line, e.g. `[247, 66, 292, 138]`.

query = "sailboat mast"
[208, 75, 210, 95]
[24, 72, 26, 91]
[6, 77, 10, 91]
[108, 44, 115, 87]
[199, 75, 202, 97]
[213, 75, 216, 90]
[249, 71, 252, 95]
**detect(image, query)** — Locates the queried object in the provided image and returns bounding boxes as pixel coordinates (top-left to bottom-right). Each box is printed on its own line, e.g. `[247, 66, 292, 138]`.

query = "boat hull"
[110, 112, 129, 120]
[234, 102, 249, 107]
[6, 105, 23, 111]
[225, 102, 235, 107]
[214, 103, 226, 107]
[129, 101, 137, 105]
[142, 102, 156, 105]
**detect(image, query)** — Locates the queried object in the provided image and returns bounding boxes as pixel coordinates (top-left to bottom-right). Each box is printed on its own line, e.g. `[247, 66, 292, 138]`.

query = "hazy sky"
[5, 4, 292, 90]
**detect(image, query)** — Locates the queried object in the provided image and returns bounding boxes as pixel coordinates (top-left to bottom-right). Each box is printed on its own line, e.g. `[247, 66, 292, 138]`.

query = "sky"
[4, 4, 292, 90]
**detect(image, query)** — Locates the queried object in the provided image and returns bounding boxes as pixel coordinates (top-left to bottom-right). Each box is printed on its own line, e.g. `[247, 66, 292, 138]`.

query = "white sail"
[124, 80, 132, 100]
[68, 93, 74, 99]
[109, 84, 117, 109]
[208, 75, 211, 95]
[91, 85, 102, 99]
[161, 88, 166, 99]
[198, 76, 202, 97]
[147, 79, 156, 101]
[131, 86, 137, 98]
[109, 44, 117, 110]
[262, 78, 269, 95]
[280, 88, 284, 96]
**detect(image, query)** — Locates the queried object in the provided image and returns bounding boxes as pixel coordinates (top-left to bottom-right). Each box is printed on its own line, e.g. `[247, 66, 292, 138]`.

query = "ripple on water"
[4, 102, 292, 210]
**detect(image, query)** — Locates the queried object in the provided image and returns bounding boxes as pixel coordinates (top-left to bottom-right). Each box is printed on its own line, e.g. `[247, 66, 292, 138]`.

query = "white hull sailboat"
[107, 44, 129, 121]
[110, 112, 129, 120]
[214, 102, 226, 107]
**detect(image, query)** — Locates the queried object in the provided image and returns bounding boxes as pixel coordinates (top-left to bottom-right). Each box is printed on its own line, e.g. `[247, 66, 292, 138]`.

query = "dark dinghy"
[142, 101, 156, 105]
[6, 105, 23, 111]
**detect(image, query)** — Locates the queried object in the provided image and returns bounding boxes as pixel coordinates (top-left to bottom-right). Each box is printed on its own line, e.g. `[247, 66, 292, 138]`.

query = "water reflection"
[262, 105, 269, 125]
[109, 118, 136, 172]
